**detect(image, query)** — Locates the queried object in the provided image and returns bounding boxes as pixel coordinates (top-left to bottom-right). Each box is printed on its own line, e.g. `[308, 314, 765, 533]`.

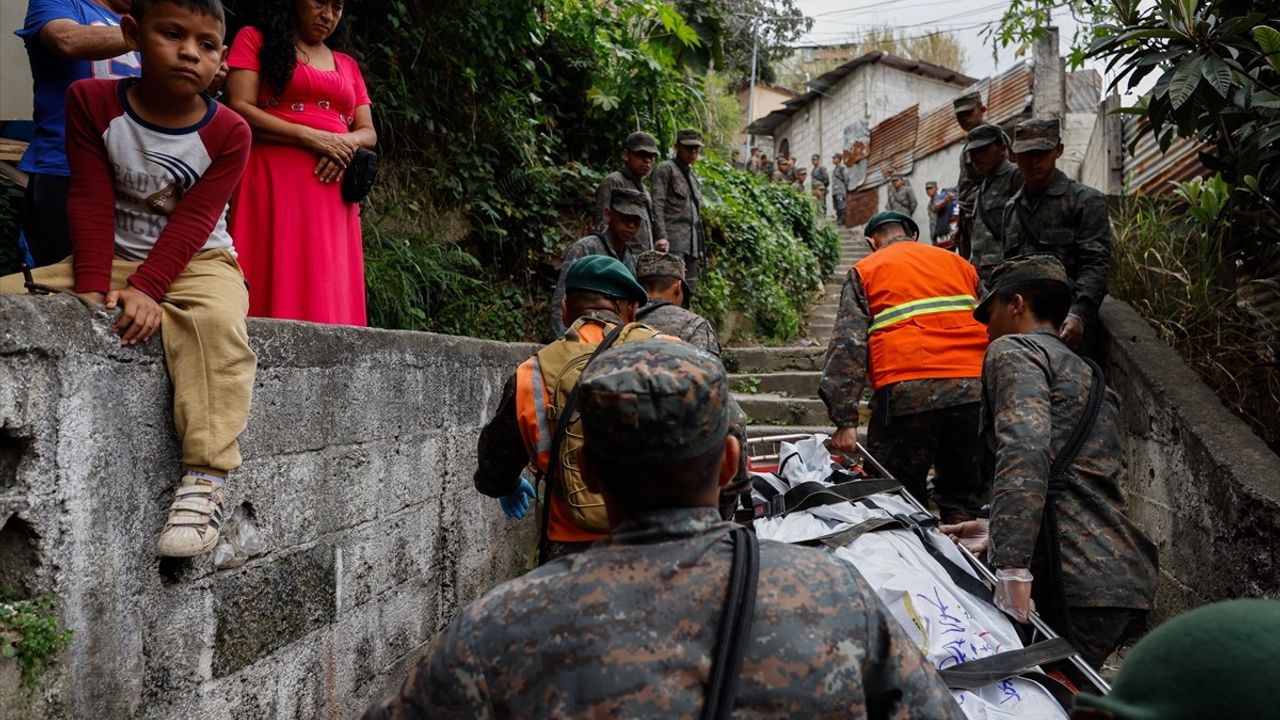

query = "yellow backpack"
[536, 318, 661, 533]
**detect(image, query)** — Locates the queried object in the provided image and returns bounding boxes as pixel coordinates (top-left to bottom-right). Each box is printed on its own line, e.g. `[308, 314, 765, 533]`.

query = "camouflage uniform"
[594, 165, 654, 255]
[964, 123, 1023, 286]
[549, 188, 649, 338]
[810, 162, 829, 187]
[650, 130, 705, 294]
[818, 262, 986, 521]
[953, 91, 985, 260]
[366, 341, 965, 720]
[1001, 119, 1112, 343]
[635, 251, 720, 356]
[831, 162, 848, 222]
[885, 178, 917, 217]
[978, 258, 1157, 668]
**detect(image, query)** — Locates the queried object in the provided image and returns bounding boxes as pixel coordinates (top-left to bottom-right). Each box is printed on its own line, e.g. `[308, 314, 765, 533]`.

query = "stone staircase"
[725, 227, 871, 440]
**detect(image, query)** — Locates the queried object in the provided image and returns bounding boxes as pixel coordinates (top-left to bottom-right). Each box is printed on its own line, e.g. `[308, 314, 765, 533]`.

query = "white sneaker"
[156, 474, 227, 557]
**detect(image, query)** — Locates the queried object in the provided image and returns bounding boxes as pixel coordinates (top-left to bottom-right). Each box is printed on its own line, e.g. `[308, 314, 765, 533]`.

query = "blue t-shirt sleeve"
[18, 0, 83, 40]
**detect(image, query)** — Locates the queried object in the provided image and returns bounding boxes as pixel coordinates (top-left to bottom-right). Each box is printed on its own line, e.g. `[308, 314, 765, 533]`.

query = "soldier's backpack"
[537, 317, 662, 535]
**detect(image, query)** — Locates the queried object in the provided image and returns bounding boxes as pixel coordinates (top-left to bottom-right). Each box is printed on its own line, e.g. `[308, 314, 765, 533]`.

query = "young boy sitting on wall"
[1, 0, 255, 558]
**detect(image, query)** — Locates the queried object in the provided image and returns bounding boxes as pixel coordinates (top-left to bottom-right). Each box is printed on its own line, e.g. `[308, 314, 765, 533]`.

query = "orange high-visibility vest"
[854, 241, 987, 390]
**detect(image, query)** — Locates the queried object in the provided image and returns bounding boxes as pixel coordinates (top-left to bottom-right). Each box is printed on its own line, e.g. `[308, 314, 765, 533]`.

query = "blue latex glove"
[499, 478, 537, 519]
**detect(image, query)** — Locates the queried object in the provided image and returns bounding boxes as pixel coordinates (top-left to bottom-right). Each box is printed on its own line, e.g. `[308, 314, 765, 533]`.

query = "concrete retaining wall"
[0, 295, 539, 719]
[1100, 299, 1280, 620]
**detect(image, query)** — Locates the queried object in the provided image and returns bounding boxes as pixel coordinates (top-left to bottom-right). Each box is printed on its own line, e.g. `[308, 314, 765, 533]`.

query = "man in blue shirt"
[16, 0, 140, 266]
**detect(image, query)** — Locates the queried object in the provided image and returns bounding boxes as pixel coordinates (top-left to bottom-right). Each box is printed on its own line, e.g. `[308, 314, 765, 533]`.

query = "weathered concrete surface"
[0, 295, 539, 719]
[1100, 299, 1280, 621]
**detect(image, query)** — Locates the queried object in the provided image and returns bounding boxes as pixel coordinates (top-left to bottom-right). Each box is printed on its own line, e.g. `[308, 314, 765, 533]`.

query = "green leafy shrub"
[696, 161, 840, 343]
[1, 594, 72, 694]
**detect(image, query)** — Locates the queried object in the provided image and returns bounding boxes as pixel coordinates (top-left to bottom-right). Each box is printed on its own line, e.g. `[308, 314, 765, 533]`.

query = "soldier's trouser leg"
[930, 402, 986, 522]
[865, 404, 935, 510]
[682, 253, 700, 297]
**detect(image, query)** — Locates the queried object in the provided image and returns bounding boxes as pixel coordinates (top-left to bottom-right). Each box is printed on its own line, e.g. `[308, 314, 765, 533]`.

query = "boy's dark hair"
[639, 275, 680, 295]
[130, 0, 227, 28]
[998, 280, 1071, 327]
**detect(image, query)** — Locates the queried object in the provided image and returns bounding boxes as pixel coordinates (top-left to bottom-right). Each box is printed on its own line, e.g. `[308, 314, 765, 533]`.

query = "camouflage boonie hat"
[953, 90, 983, 113]
[635, 251, 686, 281]
[676, 129, 705, 147]
[965, 123, 1009, 152]
[625, 131, 659, 155]
[1012, 117, 1062, 154]
[974, 254, 1070, 323]
[609, 187, 649, 218]
[579, 340, 731, 463]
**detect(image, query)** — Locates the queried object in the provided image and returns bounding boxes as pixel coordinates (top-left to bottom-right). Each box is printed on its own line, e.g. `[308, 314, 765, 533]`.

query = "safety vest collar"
[868, 294, 979, 334]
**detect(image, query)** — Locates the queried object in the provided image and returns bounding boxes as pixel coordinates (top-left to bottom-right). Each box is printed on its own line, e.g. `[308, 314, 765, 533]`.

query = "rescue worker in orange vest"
[819, 211, 989, 522]
[474, 255, 750, 563]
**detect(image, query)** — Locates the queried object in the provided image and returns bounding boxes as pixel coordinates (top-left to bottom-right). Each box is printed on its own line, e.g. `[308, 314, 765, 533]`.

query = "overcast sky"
[792, 0, 1095, 81]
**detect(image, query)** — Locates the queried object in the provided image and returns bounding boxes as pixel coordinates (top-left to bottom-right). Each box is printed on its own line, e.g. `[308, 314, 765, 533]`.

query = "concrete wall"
[2, 1, 33, 121]
[0, 295, 539, 719]
[1077, 96, 1124, 194]
[1100, 299, 1280, 621]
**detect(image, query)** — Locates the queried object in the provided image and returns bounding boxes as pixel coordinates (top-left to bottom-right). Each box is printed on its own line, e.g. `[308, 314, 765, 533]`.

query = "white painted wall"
[884, 142, 965, 242]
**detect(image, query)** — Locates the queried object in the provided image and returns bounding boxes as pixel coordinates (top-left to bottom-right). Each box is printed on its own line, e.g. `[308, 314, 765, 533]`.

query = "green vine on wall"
[1, 594, 72, 694]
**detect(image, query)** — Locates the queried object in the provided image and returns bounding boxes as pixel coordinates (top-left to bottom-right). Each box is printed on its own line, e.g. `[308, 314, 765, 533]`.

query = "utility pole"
[745, 16, 759, 157]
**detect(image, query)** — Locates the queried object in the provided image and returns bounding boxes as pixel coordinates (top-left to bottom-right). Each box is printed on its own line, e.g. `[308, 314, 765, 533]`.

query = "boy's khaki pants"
[1, 249, 256, 474]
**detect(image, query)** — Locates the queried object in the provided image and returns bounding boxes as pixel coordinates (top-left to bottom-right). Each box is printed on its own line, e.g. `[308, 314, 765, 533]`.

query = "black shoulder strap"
[1012, 195, 1042, 246]
[703, 528, 759, 720]
[1049, 357, 1106, 483]
[636, 300, 672, 320]
[536, 323, 628, 563]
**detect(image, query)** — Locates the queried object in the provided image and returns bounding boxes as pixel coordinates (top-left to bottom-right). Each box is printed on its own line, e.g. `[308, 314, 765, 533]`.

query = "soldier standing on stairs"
[819, 211, 989, 522]
[651, 129, 706, 298]
[634, 251, 720, 356]
[952, 91, 988, 261]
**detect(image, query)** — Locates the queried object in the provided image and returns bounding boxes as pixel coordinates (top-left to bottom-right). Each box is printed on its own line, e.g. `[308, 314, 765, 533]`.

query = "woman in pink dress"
[225, 0, 375, 325]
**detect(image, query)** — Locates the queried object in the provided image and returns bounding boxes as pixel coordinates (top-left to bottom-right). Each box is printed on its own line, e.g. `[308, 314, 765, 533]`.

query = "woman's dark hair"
[997, 280, 1072, 327]
[253, 0, 352, 97]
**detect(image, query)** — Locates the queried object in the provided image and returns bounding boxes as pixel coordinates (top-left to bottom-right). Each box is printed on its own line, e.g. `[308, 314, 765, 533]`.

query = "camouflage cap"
[609, 187, 649, 218]
[634, 251, 686, 281]
[964, 123, 1009, 152]
[953, 90, 983, 113]
[1011, 116, 1062, 154]
[625, 131, 659, 155]
[564, 255, 649, 304]
[676, 129, 705, 147]
[579, 340, 730, 463]
[974, 254, 1070, 323]
[865, 210, 919, 240]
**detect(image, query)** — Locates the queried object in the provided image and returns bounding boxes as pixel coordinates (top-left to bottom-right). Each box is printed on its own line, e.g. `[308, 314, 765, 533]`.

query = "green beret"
[564, 255, 648, 304]
[865, 210, 920, 240]
[974, 254, 1070, 323]
[1073, 600, 1280, 720]
[579, 340, 730, 463]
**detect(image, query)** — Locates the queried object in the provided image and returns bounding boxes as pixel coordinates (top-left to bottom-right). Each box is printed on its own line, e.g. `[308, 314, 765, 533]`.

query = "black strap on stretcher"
[937, 637, 1077, 690]
[732, 474, 903, 524]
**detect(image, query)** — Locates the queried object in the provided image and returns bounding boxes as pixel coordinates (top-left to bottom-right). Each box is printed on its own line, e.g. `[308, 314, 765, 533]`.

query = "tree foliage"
[683, 0, 814, 84]
[774, 28, 968, 91]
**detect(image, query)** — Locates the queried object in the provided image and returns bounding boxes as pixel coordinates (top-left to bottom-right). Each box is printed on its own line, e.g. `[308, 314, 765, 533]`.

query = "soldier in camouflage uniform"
[1001, 117, 1111, 354]
[363, 341, 966, 720]
[594, 131, 661, 255]
[651, 129, 705, 296]
[635, 251, 720, 356]
[819, 211, 988, 522]
[952, 91, 987, 260]
[965, 123, 1023, 286]
[831, 153, 848, 223]
[947, 255, 1157, 672]
[549, 187, 647, 338]
[885, 174, 917, 217]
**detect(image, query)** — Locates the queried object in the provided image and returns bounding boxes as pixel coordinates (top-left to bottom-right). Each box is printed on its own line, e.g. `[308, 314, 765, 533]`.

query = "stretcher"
[742, 433, 1110, 719]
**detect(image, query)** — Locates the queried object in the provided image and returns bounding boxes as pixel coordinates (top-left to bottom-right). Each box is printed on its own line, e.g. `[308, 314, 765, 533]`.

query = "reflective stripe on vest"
[868, 294, 979, 334]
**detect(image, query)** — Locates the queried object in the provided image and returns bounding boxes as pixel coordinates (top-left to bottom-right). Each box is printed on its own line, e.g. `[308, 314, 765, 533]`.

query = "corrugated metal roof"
[860, 104, 920, 189]
[914, 63, 1033, 159]
[1122, 116, 1209, 195]
[1066, 70, 1102, 114]
[745, 51, 974, 135]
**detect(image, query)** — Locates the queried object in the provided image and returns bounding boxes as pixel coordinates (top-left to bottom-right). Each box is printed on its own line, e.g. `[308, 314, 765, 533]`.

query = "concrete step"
[723, 345, 825, 373]
[804, 322, 835, 338]
[729, 371, 820, 397]
[807, 307, 838, 323]
[734, 393, 830, 426]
